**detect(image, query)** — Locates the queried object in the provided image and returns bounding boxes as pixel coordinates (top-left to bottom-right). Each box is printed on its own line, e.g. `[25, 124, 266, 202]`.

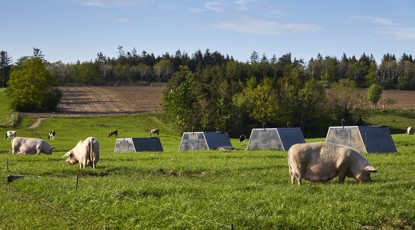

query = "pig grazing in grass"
[64, 137, 100, 169]
[288, 142, 377, 185]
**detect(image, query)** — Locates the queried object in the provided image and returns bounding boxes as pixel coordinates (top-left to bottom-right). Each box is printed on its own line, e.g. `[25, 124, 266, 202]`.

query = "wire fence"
[2, 159, 234, 229]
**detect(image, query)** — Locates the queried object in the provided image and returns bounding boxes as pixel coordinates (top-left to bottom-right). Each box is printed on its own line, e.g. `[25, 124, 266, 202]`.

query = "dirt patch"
[29, 118, 46, 129]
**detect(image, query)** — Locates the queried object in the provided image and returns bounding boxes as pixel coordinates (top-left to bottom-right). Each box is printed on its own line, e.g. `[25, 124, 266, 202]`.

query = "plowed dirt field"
[381, 90, 415, 109]
[22, 86, 164, 117]
[57, 86, 164, 115]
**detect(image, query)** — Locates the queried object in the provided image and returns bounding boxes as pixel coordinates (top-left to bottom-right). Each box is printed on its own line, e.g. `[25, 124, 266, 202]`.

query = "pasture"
[1, 115, 415, 229]
[1, 88, 415, 229]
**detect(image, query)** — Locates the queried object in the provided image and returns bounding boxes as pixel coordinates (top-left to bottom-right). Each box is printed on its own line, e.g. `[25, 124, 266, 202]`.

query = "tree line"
[1, 47, 414, 89]
[0, 47, 411, 136]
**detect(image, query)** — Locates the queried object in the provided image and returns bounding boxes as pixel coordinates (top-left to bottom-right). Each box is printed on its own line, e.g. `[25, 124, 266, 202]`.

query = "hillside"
[13, 86, 415, 118]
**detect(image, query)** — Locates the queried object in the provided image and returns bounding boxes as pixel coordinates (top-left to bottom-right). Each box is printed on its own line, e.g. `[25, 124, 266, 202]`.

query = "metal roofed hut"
[246, 128, 306, 151]
[325, 126, 397, 153]
[114, 137, 163, 152]
[179, 131, 234, 151]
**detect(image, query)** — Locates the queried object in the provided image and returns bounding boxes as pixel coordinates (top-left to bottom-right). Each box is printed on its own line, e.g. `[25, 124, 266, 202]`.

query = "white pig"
[12, 137, 54, 155]
[288, 142, 377, 185]
[64, 137, 100, 169]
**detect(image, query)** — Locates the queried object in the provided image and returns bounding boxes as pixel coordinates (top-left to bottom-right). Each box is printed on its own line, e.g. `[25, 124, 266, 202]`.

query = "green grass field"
[0, 89, 17, 128]
[1, 91, 415, 229]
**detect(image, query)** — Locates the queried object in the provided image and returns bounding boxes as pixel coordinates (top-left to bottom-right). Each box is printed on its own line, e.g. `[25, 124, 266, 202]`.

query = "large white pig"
[11, 137, 54, 154]
[288, 142, 377, 185]
[64, 137, 100, 169]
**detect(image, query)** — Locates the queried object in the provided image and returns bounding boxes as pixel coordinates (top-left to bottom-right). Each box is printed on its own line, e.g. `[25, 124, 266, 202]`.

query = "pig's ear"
[62, 151, 71, 157]
[365, 166, 378, 173]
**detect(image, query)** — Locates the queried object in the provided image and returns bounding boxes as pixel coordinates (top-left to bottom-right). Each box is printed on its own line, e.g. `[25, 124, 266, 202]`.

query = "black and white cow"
[239, 134, 246, 142]
[150, 128, 159, 137]
[48, 131, 56, 140]
[4, 131, 16, 140]
[107, 130, 118, 137]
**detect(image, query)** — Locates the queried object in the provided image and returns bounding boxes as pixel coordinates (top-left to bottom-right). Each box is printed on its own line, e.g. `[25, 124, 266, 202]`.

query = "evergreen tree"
[0, 51, 12, 88]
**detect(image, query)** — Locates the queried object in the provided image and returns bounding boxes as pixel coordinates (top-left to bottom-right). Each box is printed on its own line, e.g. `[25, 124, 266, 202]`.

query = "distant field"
[57, 86, 164, 115]
[379, 90, 415, 109]
[0, 113, 414, 229]
[18, 85, 165, 118]
[18, 86, 415, 118]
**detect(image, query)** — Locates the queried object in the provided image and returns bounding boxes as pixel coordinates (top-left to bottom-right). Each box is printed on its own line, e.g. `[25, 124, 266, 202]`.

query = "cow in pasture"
[11, 137, 54, 154]
[288, 142, 377, 185]
[48, 131, 56, 140]
[4, 130, 16, 140]
[239, 134, 246, 142]
[64, 137, 100, 169]
[108, 130, 118, 137]
[150, 128, 159, 137]
[407, 127, 413, 135]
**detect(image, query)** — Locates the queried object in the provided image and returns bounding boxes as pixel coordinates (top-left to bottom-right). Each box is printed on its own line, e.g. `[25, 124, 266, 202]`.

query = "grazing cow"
[150, 128, 159, 137]
[48, 131, 56, 140]
[4, 130, 16, 140]
[288, 142, 377, 185]
[108, 130, 118, 137]
[239, 134, 246, 142]
[407, 127, 413, 135]
[64, 137, 100, 169]
[11, 137, 54, 154]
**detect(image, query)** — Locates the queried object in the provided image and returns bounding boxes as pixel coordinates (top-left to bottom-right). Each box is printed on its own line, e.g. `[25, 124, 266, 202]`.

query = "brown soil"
[21, 85, 165, 118]
[381, 90, 415, 109]
[57, 86, 164, 115]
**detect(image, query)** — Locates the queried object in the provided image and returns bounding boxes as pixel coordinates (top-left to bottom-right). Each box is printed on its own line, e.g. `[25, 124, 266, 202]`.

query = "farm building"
[246, 128, 306, 151]
[114, 137, 163, 152]
[179, 131, 233, 151]
[325, 126, 397, 153]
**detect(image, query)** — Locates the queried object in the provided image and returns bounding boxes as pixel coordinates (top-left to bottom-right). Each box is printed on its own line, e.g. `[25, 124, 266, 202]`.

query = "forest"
[1, 47, 414, 89]
[0, 47, 414, 136]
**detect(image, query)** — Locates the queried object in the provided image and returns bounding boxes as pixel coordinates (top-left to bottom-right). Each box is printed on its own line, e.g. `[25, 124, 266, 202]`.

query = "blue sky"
[2, 0, 415, 64]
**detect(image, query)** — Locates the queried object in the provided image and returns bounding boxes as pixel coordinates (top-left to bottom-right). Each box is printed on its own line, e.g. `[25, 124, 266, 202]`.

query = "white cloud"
[204, 1, 228, 13]
[350, 16, 398, 26]
[83, 0, 108, 7]
[233, 0, 253, 11]
[378, 27, 415, 41]
[209, 19, 322, 35]
[350, 15, 415, 41]
[81, 0, 139, 8]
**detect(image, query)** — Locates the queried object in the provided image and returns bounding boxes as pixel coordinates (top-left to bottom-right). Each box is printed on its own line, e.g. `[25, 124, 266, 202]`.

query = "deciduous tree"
[6, 57, 61, 111]
[367, 84, 382, 108]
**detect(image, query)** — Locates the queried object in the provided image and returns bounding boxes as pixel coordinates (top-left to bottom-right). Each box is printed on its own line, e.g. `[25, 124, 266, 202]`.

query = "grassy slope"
[362, 109, 415, 134]
[0, 90, 415, 229]
[0, 88, 14, 128]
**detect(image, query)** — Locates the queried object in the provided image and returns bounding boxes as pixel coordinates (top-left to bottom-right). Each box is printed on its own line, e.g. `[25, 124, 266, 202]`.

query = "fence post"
[76, 171, 79, 191]
[6, 159, 9, 171]
[230, 224, 234, 230]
